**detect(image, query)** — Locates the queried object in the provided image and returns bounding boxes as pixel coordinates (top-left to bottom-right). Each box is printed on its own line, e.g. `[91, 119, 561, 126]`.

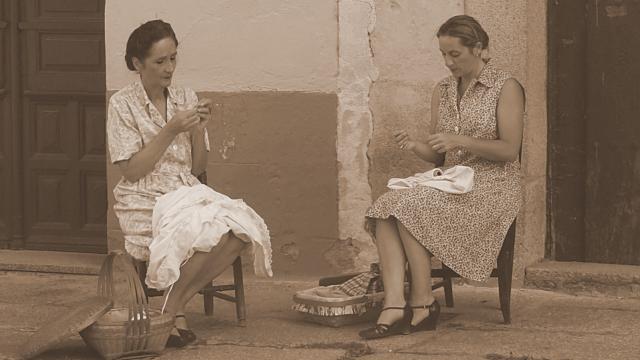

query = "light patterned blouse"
[107, 80, 210, 260]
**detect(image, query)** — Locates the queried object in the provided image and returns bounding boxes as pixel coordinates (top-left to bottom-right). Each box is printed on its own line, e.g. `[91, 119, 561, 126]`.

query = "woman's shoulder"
[437, 75, 456, 88]
[433, 76, 455, 100]
[483, 61, 521, 89]
[109, 82, 142, 107]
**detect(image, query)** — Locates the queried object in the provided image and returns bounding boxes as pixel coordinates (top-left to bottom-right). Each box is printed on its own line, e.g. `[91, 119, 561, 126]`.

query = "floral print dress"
[365, 61, 522, 281]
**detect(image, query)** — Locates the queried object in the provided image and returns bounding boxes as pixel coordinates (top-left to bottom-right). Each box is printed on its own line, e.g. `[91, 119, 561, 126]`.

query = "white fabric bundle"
[387, 165, 474, 194]
[147, 184, 272, 290]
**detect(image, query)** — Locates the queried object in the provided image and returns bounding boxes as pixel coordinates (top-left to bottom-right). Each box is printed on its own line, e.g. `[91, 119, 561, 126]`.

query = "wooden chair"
[133, 171, 247, 326]
[430, 218, 517, 324]
[135, 257, 246, 326]
[431, 150, 521, 325]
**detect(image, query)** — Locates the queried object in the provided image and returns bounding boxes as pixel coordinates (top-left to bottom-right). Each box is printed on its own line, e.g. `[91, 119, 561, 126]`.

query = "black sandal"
[358, 306, 411, 340]
[166, 315, 197, 348]
[410, 300, 440, 332]
[166, 331, 188, 348]
[175, 314, 197, 344]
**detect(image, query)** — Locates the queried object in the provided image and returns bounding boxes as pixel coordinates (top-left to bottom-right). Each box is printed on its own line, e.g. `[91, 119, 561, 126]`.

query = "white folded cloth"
[387, 165, 474, 194]
[147, 184, 272, 290]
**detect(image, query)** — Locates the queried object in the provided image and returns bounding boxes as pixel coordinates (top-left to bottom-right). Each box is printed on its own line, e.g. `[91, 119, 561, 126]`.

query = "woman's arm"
[117, 108, 200, 182]
[427, 78, 525, 162]
[190, 98, 212, 177]
[190, 127, 208, 177]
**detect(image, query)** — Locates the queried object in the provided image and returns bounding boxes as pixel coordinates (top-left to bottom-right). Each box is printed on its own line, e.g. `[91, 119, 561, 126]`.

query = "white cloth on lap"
[146, 184, 272, 290]
[387, 165, 474, 194]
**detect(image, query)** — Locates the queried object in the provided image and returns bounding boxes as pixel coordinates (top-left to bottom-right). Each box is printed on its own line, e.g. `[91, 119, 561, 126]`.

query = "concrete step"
[0, 250, 105, 275]
[525, 260, 640, 298]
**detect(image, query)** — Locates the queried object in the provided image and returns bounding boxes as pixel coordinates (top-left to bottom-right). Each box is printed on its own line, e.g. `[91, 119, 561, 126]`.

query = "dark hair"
[437, 15, 489, 50]
[125, 19, 178, 71]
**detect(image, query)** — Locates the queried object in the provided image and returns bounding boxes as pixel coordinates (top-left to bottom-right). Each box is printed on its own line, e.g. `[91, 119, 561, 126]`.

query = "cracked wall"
[335, 0, 379, 271]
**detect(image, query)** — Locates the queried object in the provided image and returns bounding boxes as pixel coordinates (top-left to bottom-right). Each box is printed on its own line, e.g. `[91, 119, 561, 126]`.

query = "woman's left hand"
[193, 98, 212, 132]
[427, 133, 464, 154]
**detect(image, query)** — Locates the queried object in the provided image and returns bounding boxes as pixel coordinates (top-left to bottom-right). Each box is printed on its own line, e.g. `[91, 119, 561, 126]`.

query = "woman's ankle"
[175, 313, 189, 329]
[409, 295, 435, 307]
[383, 296, 406, 309]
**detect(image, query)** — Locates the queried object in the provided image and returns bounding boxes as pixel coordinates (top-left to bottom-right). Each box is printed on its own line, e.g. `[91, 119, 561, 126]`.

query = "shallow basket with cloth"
[292, 264, 387, 327]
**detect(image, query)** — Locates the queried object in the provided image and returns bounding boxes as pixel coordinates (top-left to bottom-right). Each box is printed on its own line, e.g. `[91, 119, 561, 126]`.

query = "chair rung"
[201, 284, 236, 291]
[431, 281, 446, 290]
[212, 293, 237, 302]
[430, 268, 461, 278]
[211, 285, 236, 291]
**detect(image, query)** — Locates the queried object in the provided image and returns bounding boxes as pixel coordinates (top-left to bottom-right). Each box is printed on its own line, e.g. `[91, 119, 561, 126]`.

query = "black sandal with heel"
[410, 300, 440, 333]
[358, 306, 412, 340]
[166, 315, 197, 348]
[175, 314, 197, 344]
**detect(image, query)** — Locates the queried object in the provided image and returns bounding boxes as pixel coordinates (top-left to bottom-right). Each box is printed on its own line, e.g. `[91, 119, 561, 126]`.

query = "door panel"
[547, 0, 588, 261]
[20, 0, 106, 252]
[22, 30, 105, 93]
[584, 0, 640, 264]
[549, 0, 640, 265]
[0, 0, 9, 247]
[33, 0, 103, 18]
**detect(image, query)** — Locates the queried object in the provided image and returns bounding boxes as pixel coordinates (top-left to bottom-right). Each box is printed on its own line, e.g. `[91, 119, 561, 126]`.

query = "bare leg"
[396, 221, 435, 325]
[374, 218, 407, 325]
[174, 308, 189, 330]
[162, 232, 246, 318]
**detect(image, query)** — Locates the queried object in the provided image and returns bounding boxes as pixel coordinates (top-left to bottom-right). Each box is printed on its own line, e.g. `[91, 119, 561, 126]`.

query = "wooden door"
[584, 0, 640, 264]
[18, 0, 107, 252]
[548, 0, 640, 265]
[0, 0, 9, 247]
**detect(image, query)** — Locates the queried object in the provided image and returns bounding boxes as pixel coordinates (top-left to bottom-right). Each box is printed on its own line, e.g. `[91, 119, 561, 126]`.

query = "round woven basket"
[80, 252, 174, 360]
[80, 308, 173, 359]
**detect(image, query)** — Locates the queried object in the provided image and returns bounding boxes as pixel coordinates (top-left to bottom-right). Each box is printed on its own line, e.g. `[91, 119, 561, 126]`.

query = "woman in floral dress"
[107, 20, 271, 347]
[360, 15, 525, 339]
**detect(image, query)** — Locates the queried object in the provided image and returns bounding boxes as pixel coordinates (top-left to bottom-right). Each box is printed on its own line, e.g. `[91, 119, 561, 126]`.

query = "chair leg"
[497, 222, 516, 324]
[232, 256, 247, 326]
[442, 265, 454, 308]
[203, 287, 214, 316]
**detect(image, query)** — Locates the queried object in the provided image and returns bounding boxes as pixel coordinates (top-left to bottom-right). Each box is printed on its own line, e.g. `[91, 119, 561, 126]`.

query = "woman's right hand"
[393, 130, 417, 151]
[166, 108, 200, 135]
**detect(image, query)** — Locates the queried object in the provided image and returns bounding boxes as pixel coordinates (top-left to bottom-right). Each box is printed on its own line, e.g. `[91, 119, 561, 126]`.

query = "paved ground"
[1, 271, 639, 360]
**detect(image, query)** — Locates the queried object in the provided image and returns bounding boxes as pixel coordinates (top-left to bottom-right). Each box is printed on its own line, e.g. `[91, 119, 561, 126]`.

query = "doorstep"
[0, 250, 105, 275]
[525, 260, 640, 298]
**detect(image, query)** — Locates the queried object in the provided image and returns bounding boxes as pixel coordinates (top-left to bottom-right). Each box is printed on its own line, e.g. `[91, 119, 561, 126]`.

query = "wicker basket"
[80, 252, 174, 360]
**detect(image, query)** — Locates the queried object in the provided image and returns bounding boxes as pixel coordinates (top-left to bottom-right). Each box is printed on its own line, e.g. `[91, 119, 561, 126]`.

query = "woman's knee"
[225, 232, 248, 252]
[376, 217, 397, 231]
[374, 217, 401, 246]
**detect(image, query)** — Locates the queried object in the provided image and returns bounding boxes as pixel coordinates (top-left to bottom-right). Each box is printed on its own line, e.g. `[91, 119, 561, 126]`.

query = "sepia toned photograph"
[0, 1, 638, 359]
